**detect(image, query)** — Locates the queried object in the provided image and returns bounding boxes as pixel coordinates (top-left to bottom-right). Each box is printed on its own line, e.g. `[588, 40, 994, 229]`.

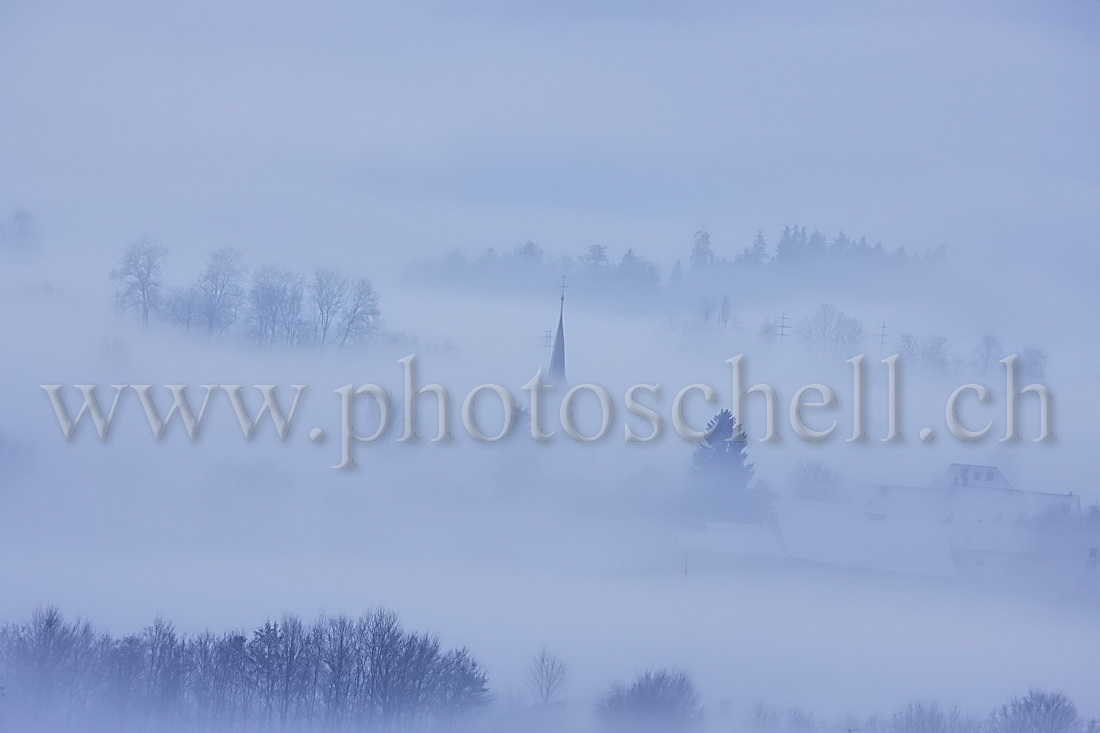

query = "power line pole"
[776, 313, 790, 351]
[879, 320, 889, 354]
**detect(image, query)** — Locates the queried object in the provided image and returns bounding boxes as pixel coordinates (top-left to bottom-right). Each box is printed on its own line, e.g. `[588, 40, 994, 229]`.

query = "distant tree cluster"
[752, 303, 1048, 381]
[0, 606, 490, 732]
[892, 330, 1047, 381]
[110, 240, 381, 349]
[694, 226, 944, 275]
[411, 227, 946, 310]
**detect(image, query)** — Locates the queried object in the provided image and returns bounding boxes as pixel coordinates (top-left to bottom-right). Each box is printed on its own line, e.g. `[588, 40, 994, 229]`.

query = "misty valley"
[1, 2, 1098, 733]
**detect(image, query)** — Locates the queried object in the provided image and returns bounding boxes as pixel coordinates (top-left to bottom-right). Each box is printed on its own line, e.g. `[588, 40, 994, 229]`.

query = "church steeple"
[548, 276, 567, 383]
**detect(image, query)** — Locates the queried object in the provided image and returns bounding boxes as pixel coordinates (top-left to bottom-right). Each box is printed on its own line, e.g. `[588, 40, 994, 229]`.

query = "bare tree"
[718, 294, 732, 329]
[309, 269, 350, 348]
[895, 331, 921, 364]
[337, 278, 381, 349]
[140, 617, 185, 726]
[970, 335, 1002, 377]
[921, 335, 950, 373]
[798, 304, 835, 346]
[893, 701, 950, 733]
[318, 615, 355, 729]
[835, 313, 864, 354]
[989, 690, 1081, 733]
[699, 298, 716, 328]
[596, 668, 702, 733]
[786, 706, 822, 733]
[111, 238, 168, 325]
[196, 248, 245, 338]
[1018, 346, 1048, 383]
[166, 285, 200, 331]
[748, 701, 782, 733]
[435, 647, 491, 728]
[526, 646, 568, 705]
[799, 304, 863, 357]
[249, 266, 305, 347]
[788, 461, 843, 501]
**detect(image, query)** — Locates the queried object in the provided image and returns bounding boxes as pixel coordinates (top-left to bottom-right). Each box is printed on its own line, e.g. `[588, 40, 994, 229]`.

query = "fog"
[1, 1, 1099, 732]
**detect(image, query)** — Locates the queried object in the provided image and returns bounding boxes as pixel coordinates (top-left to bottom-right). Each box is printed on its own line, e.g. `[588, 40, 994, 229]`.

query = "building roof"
[930, 464, 1013, 491]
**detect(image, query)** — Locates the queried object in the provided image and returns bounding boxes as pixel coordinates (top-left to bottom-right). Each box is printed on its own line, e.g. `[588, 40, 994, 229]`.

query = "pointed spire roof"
[548, 276, 566, 383]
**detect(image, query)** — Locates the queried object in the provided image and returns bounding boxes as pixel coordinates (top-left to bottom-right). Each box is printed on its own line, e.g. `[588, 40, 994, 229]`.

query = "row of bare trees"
[110, 239, 381, 349]
[1, 610, 1092, 733]
[0, 607, 489, 733]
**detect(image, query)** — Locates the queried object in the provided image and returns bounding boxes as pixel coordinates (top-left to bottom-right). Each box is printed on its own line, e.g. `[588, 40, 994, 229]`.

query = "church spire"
[548, 276, 567, 383]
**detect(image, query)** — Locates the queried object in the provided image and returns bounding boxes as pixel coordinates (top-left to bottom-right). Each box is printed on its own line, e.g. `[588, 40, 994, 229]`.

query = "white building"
[685, 464, 1082, 582]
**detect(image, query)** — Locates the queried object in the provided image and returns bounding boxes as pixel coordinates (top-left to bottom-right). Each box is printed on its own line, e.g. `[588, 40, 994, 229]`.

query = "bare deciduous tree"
[1018, 346, 1048, 383]
[249, 266, 305, 347]
[526, 646, 568, 705]
[196, 248, 245, 338]
[699, 298, 716, 328]
[921, 335, 950, 373]
[596, 668, 702, 733]
[309, 269, 349, 348]
[166, 285, 200, 331]
[718, 294, 732, 329]
[798, 303, 864, 357]
[111, 238, 168, 325]
[788, 461, 843, 501]
[971, 335, 1002, 377]
[337, 278, 381, 349]
[988, 690, 1081, 733]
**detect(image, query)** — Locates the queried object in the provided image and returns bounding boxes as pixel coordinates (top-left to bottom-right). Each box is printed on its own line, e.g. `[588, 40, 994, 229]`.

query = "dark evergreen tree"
[688, 230, 715, 272]
[735, 231, 768, 266]
[691, 410, 770, 522]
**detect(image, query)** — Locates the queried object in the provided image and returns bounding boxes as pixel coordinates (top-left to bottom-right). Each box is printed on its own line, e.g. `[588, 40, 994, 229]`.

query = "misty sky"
[2, 0, 1097, 281]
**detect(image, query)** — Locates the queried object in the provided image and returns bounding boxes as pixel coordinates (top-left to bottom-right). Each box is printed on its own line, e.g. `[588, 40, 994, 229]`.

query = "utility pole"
[879, 321, 889, 354]
[777, 313, 790, 351]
